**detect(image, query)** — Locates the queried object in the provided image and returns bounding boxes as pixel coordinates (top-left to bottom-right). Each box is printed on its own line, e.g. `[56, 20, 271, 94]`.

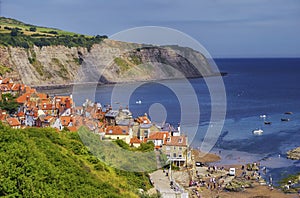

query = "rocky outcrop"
[225, 178, 254, 192]
[287, 147, 300, 160]
[0, 39, 215, 87]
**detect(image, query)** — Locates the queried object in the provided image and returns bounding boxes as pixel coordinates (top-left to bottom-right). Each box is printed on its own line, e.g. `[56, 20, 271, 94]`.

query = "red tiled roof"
[165, 136, 187, 146]
[136, 115, 151, 124]
[60, 116, 72, 126]
[6, 117, 21, 126]
[130, 137, 141, 144]
[67, 126, 78, 132]
[17, 111, 25, 117]
[16, 93, 31, 104]
[148, 131, 169, 140]
[106, 125, 129, 135]
[1, 78, 12, 84]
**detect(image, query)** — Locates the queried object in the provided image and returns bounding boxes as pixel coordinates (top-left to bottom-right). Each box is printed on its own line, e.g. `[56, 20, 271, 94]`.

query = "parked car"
[229, 168, 236, 176]
[195, 161, 205, 167]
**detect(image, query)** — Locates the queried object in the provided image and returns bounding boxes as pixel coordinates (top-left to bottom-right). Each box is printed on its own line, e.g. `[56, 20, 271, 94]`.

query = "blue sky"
[2, 0, 300, 57]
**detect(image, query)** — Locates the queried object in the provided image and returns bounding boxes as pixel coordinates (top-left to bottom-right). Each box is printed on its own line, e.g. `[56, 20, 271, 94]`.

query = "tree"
[29, 27, 37, 32]
[10, 28, 18, 36]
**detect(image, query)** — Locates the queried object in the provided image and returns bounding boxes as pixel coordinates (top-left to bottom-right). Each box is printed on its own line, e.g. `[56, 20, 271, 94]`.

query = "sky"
[2, 0, 300, 58]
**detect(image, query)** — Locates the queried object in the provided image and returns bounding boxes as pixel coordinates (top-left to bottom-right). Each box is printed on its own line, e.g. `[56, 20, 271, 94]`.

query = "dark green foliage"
[137, 142, 155, 152]
[29, 27, 36, 32]
[0, 32, 106, 49]
[10, 28, 19, 36]
[0, 124, 152, 197]
[0, 93, 19, 114]
[114, 139, 154, 152]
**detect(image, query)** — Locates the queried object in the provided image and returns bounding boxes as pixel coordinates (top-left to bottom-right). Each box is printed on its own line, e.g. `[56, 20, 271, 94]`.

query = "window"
[173, 153, 176, 158]
[167, 138, 170, 142]
[178, 138, 182, 143]
[179, 147, 182, 150]
[178, 154, 182, 158]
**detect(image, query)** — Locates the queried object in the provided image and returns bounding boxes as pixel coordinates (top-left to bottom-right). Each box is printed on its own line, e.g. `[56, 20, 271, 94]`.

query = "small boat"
[281, 118, 290, 122]
[260, 115, 267, 118]
[253, 129, 263, 135]
[264, 121, 272, 125]
[284, 112, 293, 115]
[136, 100, 142, 104]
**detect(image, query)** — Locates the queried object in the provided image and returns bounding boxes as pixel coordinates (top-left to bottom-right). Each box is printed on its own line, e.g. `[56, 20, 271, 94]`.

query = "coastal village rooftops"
[1, 77, 13, 84]
[140, 123, 152, 129]
[60, 116, 72, 126]
[105, 110, 119, 118]
[148, 131, 169, 140]
[130, 137, 141, 144]
[67, 126, 78, 132]
[136, 115, 151, 124]
[16, 92, 48, 104]
[165, 135, 187, 146]
[106, 125, 129, 135]
[6, 117, 21, 127]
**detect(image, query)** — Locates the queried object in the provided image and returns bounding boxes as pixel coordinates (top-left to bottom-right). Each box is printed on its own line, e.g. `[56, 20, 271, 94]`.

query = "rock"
[225, 178, 254, 192]
[287, 147, 300, 160]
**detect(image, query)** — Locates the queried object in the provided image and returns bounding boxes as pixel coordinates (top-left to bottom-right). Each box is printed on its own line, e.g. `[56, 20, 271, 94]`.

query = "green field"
[0, 17, 108, 49]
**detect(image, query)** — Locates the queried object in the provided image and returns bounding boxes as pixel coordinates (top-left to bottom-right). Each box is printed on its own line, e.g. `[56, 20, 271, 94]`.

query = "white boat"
[253, 129, 263, 135]
[260, 114, 266, 118]
[136, 100, 142, 104]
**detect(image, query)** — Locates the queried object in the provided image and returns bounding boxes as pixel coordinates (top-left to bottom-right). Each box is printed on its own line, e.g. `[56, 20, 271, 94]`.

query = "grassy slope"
[0, 124, 152, 197]
[0, 17, 79, 37]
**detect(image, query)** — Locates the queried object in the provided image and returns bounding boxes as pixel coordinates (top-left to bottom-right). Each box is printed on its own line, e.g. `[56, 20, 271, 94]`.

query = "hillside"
[0, 17, 215, 87]
[0, 123, 153, 197]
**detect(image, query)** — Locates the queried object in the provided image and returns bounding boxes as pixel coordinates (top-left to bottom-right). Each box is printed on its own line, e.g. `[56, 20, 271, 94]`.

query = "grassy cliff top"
[0, 17, 80, 36]
[0, 17, 108, 49]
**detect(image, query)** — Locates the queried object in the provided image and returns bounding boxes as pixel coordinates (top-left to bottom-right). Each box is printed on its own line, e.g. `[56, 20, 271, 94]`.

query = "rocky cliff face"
[0, 39, 214, 86]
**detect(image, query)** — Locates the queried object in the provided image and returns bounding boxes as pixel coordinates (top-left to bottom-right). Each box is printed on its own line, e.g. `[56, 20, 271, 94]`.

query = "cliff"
[0, 39, 215, 87]
[0, 17, 215, 87]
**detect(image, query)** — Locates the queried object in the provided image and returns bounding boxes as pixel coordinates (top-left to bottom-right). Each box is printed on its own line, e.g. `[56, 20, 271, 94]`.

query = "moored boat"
[253, 129, 263, 135]
[281, 118, 290, 122]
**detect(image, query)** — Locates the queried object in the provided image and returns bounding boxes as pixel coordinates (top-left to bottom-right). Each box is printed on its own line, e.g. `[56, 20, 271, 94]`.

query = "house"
[130, 137, 142, 147]
[138, 123, 152, 140]
[36, 115, 55, 128]
[105, 110, 119, 126]
[136, 113, 151, 124]
[147, 131, 169, 149]
[6, 117, 21, 129]
[0, 110, 8, 122]
[60, 116, 73, 127]
[105, 125, 132, 144]
[162, 135, 190, 166]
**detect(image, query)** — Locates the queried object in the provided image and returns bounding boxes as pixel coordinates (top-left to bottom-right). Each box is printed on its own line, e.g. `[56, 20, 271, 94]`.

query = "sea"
[72, 58, 300, 185]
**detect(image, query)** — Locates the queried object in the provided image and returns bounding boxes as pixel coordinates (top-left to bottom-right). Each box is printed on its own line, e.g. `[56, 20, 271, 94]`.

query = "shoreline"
[32, 72, 228, 92]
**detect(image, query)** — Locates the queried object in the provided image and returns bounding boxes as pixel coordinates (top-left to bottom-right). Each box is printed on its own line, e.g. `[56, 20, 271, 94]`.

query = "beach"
[169, 149, 298, 198]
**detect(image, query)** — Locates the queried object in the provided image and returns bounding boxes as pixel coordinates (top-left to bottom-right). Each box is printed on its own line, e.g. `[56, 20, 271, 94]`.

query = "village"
[0, 76, 191, 168]
[1, 76, 298, 198]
